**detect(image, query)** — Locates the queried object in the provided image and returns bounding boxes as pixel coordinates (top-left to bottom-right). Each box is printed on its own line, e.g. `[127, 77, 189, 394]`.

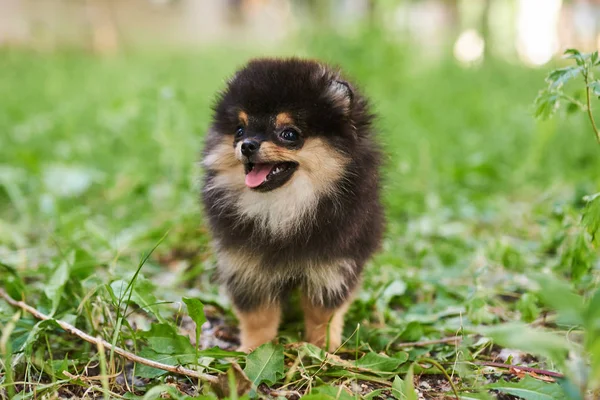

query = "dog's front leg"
[234, 303, 281, 353]
[301, 295, 351, 353]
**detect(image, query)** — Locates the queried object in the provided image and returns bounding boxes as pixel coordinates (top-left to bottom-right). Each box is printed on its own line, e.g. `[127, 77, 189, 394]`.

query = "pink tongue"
[245, 163, 274, 188]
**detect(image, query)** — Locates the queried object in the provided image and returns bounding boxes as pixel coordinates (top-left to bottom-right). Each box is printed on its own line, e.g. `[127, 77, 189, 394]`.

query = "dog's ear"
[326, 79, 354, 115]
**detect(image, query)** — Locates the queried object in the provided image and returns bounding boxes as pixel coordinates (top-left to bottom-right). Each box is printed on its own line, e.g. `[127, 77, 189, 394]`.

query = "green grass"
[0, 30, 599, 399]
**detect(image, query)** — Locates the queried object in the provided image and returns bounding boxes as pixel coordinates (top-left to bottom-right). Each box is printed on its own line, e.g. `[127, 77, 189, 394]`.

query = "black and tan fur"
[201, 58, 384, 352]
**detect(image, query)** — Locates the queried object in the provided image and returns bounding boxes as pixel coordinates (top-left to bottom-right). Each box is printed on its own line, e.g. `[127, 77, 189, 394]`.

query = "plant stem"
[0, 310, 20, 399]
[419, 358, 460, 400]
[97, 338, 111, 400]
[583, 70, 600, 145]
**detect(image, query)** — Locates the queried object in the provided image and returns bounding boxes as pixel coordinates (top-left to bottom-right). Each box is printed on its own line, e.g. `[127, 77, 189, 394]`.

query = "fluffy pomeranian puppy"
[201, 58, 384, 352]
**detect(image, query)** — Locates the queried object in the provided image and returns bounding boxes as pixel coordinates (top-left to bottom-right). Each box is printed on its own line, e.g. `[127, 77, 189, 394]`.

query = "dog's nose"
[241, 139, 260, 157]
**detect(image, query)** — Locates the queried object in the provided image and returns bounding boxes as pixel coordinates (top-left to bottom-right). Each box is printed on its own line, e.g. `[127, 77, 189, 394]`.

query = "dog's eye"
[235, 126, 244, 138]
[280, 129, 299, 142]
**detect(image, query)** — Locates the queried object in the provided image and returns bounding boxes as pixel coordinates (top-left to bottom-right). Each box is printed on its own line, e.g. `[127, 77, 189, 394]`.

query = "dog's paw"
[236, 345, 253, 353]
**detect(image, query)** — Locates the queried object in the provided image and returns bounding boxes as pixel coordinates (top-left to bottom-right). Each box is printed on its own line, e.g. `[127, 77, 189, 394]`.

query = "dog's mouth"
[244, 161, 298, 191]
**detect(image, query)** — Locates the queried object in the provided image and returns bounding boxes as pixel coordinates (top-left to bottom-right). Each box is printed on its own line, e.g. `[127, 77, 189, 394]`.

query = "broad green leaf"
[564, 48, 582, 57]
[403, 363, 418, 400]
[140, 323, 195, 355]
[243, 343, 284, 388]
[564, 48, 584, 66]
[198, 346, 245, 358]
[547, 66, 582, 89]
[356, 352, 404, 372]
[399, 321, 423, 342]
[591, 50, 599, 66]
[534, 90, 560, 119]
[391, 375, 404, 399]
[135, 347, 197, 378]
[311, 385, 354, 400]
[8, 319, 36, 352]
[532, 274, 585, 326]
[44, 259, 70, 316]
[182, 297, 206, 351]
[16, 319, 63, 353]
[300, 342, 326, 362]
[479, 323, 568, 367]
[393, 351, 409, 363]
[582, 193, 600, 246]
[485, 375, 565, 400]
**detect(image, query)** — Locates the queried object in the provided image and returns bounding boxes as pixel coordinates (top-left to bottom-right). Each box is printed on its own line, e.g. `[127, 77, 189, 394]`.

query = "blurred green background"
[1, 0, 599, 258]
[1, 0, 599, 332]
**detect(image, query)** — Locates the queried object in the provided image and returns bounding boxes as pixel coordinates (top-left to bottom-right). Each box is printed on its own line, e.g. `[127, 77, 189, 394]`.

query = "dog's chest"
[235, 172, 320, 237]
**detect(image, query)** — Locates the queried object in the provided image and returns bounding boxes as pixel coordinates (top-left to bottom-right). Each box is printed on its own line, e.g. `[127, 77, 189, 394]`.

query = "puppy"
[201, 58, 384, 352]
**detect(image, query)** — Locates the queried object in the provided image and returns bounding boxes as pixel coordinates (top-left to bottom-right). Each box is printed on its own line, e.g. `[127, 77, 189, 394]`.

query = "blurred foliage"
[0, 28, 599, 398]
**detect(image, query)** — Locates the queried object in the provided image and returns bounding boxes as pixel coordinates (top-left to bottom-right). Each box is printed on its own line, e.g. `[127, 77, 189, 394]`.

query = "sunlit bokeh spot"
[516, 0, 563, 66]
[454, 29, 485, 65]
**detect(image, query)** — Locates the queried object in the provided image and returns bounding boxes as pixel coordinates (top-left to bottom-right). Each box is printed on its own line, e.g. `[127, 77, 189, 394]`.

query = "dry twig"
[0, 288, 219, 385]
[473, 361, 564, 379]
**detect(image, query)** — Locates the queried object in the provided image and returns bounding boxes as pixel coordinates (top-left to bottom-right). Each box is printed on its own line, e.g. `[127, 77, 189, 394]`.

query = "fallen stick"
[473, 361, 564, 379]
[0, 288, 219, 385]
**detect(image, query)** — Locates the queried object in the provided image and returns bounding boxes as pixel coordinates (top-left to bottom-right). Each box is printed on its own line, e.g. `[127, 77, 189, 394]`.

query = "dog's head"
[203, 58, 371, 235]
[205, 58, 365, 191]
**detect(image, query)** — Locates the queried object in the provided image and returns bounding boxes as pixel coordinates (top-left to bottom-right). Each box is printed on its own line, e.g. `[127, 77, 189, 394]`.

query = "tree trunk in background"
[84, 0, 119, 54]
[305, 0, 331, 28]
[592, 0, 600, 45]
[443, 0, 460, 35]
[480, 0, 492, 59]
[225, 0, 244, 25]
[367, 0, 377, 27]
